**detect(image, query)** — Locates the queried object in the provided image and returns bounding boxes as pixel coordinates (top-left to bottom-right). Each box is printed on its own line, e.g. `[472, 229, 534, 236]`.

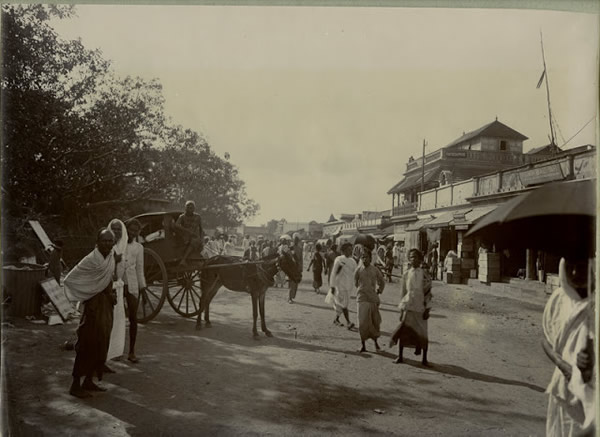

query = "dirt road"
[3, 275, 553, 436]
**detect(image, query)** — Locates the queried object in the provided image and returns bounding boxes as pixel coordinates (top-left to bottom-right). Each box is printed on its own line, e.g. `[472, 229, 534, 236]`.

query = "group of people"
[64, 218, 147, 398]
[60, 201, 596, 435]
[324, 243, 432, 364]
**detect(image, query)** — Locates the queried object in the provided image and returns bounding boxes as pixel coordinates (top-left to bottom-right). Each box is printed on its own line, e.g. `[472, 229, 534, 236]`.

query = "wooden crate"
[479, 273, 500, 283]
[445, 272, 461, 284]
[461, 258, 475, 269]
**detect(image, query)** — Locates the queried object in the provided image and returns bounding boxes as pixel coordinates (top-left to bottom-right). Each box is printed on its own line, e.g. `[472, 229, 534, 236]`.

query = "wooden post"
[526, 248, 537, 280]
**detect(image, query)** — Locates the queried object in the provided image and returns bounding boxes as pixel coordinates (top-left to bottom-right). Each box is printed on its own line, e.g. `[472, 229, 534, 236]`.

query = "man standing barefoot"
[354, 250, 385, 353]
[64, 228, 117, 397]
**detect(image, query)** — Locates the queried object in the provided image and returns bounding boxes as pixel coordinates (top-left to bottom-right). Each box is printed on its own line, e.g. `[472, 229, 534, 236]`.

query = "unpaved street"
[3, 276, 552, 436]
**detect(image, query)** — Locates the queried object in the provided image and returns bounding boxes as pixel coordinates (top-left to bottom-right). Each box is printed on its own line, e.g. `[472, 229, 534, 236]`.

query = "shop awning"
[463, 205, 498, 225]
[423, 208, 472, 228]
[394, 231, 406, 241]
[405, 217, 434, 231]
[387, 169, 441, 194]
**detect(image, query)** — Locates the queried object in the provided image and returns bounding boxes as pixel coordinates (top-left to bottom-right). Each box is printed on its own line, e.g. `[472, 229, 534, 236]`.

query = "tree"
[149, 126, 259, 228]
[1, 4, 259, 249]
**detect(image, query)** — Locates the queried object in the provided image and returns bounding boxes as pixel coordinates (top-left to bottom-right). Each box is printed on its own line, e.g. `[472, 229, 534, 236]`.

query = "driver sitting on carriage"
[174, 200, 204, 266]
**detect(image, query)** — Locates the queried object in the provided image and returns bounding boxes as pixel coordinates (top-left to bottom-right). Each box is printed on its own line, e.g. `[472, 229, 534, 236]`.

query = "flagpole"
[540, 31, 556, 147]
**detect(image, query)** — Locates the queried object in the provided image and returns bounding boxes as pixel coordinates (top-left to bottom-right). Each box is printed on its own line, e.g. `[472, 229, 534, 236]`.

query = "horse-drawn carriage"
[128, 212, 300, 333]
[127, 211, 209, 322]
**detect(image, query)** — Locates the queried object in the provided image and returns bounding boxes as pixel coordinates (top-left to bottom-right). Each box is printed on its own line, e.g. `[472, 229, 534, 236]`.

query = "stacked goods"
[478, 252, 501, 283]
[444, 256, 462, 284]
[458, 238, 475, 283]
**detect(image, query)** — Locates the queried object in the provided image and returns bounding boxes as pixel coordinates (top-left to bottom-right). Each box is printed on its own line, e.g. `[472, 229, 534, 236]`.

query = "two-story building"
[386, 119, 562, 245]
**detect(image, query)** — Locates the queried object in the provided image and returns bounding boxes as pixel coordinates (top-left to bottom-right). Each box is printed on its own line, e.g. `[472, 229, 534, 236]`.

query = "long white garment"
[123, 241, 146, 296]
[329, 255, 357, 309]
[543, 258, 595, 436]
[107, 219, 128, 360]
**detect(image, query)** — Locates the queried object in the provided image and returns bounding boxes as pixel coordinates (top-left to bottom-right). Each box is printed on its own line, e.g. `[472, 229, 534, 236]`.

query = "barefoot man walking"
[354, 250, 385, 353]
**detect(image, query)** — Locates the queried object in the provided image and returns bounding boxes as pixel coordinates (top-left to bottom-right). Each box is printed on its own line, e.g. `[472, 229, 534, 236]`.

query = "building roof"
[527, 143, 563, 155]
[387, 169, 440, 194]
[445, 120, 528, 149]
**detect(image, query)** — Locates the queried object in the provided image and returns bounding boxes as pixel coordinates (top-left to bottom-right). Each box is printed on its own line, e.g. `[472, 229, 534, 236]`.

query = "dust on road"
[3, 277, 552, 436]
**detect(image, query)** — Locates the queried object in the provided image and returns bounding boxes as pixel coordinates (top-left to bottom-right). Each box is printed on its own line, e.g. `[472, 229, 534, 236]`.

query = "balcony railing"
[392, 203, 417, 217]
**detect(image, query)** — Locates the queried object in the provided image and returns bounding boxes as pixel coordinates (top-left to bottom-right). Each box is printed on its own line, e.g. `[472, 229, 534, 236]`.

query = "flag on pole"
[536, 69, 546, 89]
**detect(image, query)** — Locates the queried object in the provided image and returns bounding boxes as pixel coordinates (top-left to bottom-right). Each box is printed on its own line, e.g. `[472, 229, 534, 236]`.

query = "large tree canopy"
[1, 4, 258, 251]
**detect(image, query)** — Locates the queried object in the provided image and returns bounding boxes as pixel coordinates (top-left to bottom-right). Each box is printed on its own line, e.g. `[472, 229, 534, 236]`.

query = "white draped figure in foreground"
[106, 218, 128, 361]
[542, 257, 595, 437]
[327, 242, 356, 329]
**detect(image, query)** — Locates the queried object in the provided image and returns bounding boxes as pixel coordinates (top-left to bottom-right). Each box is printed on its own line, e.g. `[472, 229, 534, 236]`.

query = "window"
[500, 140, 507, 151]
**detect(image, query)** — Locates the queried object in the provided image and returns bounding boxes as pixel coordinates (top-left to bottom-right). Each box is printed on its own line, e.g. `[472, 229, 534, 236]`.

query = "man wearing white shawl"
[542, 257, 596, 437]
[107, 219, 128, 362]
[328, 242, 356, 329]
[64, 228, 117, 398]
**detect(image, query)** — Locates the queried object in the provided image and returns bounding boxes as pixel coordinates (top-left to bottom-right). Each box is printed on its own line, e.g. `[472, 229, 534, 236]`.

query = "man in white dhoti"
[329, 243, 356, 329]
[390, 248, 432, 366]
[123, 219, 147, 363]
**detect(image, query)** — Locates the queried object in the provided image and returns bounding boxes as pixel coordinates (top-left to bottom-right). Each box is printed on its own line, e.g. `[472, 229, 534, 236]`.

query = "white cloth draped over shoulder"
[329, 255, 357, 309]
[543, 258, 596, 436]
[64, 248, 115, 302]
[107, 219, 128, 361]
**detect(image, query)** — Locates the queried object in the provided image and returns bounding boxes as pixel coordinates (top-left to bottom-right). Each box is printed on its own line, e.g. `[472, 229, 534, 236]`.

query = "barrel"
[2, 263, 47, 317]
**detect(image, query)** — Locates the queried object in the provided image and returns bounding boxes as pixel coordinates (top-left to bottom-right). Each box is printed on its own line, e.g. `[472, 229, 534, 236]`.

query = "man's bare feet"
[393, 357, 403, 364]
[82, 380, 107, 392]
[69, 386, 92, 398]
[102, 364, 116, 374]
[127, 354, 139, 363]
[358, 346, 367, 353]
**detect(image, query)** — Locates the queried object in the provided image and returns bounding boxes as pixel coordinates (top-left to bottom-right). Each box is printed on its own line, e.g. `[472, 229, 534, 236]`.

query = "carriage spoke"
[186, 290, 190, 314]
[145, 294, 156, 314]
[191, 285, 202, 301]
[145, 287, 161, 301]
[189, 290, 198, 312]
[171, 286, 185, 302]
[177, 287, 187, 311]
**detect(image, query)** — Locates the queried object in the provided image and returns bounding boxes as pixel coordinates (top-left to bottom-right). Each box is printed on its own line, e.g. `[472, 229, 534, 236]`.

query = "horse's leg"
[251, 292, 259, 338]
[205, 280, 220, 328]
[259, 288, 272, 337]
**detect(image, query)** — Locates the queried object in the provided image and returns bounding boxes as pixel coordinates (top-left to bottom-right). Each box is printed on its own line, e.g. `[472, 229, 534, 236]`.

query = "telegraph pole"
[421, 139, 426, 193]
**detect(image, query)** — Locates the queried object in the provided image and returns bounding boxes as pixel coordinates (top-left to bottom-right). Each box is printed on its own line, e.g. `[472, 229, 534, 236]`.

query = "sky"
[50, 5, 599, 226]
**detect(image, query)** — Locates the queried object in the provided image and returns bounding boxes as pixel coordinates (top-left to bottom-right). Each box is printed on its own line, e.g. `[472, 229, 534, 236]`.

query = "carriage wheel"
[137, 248, 168, 323]
[167, 268, 203, 318]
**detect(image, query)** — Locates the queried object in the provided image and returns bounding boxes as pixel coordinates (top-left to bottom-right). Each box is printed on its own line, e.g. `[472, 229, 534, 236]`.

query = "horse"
[195, 252, 301, 337]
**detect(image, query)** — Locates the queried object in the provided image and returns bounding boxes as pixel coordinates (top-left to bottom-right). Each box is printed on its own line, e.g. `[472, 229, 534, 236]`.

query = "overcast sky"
[50, 5, 598, 226]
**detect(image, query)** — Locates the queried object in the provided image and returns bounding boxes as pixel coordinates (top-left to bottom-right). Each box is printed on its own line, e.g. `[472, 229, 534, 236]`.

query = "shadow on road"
[399, 358, 545, 393]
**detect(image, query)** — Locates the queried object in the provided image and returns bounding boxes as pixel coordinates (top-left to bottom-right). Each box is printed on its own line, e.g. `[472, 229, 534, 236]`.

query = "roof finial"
[495, 116, 498, 121]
